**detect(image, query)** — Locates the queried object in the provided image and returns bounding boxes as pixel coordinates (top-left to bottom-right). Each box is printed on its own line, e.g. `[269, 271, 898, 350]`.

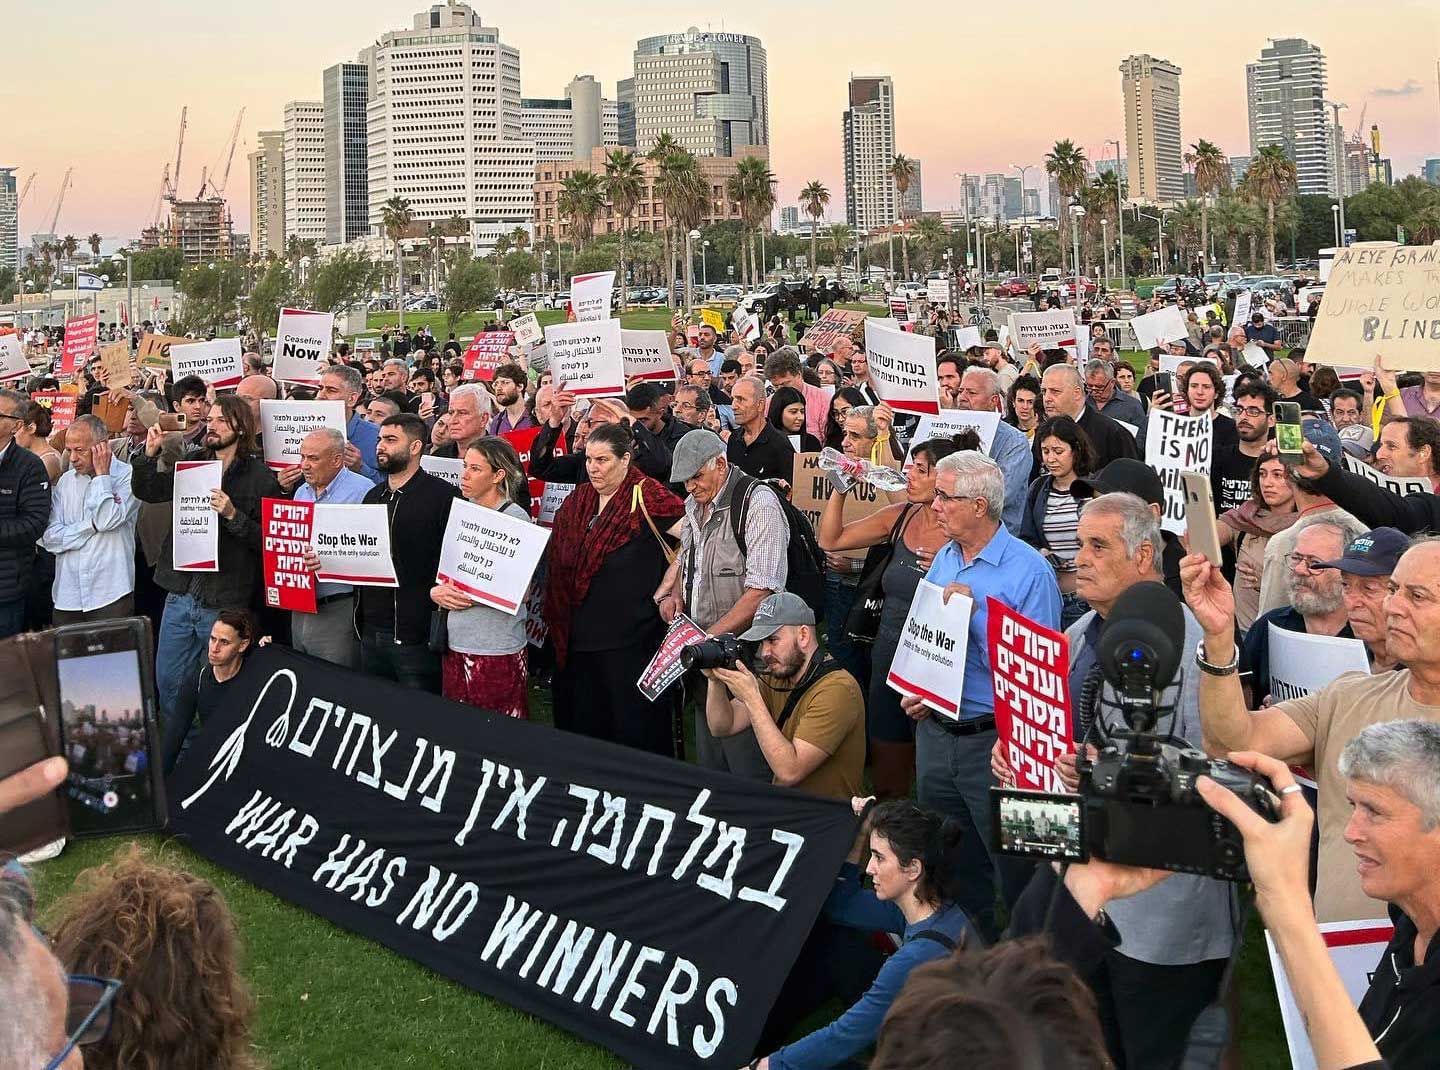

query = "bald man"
[1032, 363, 1139, 479]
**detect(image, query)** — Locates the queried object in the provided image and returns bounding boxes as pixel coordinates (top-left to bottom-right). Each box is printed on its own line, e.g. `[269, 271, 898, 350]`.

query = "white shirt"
[39, 458, 140, 611]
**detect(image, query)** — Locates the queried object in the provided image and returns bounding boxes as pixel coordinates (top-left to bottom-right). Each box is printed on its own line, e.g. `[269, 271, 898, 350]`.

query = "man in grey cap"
[701, 592, 865, 799]
[653, 429, 792, 779]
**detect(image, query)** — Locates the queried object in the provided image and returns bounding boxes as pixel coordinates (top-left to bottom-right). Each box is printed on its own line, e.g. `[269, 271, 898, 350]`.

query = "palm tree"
[381, 195, 413, 331]
[557, 170, 603, 251]
[889, 155, 919, 280]
[602, 149, 644, 311]
[509, 227, 530, 252]
[729, 157, 775, 287]
[1045, 140, 1088, 274]
[646, 134, 682, 303]
[1413, 203, 1440, 245]
[86, 233, 102, 258]
[1241, 146, 1299, 275]
[61, 235, 79, 263]
[799, 181, 830, 278]
[1188, 140, 1228, 273]
[825, 223, 855, 269]
[655, 151, 706, 307]
[912, 216, 947, 273]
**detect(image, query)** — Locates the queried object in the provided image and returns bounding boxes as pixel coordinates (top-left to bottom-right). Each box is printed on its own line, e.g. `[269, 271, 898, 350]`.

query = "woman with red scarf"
[545, 421, 685, 755]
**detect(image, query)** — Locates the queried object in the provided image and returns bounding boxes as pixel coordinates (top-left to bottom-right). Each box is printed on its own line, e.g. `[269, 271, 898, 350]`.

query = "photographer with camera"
[1182, 537, 1440, 924]
[699, 592, 865, 799]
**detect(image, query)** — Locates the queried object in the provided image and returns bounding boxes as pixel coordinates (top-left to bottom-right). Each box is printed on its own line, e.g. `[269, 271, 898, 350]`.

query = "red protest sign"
[61, 314, 98, 378]
[502, 425, 569, 523]
[988, 598, 1073, 792]
[462, 330, 516, 382]
[31, 390, 78, 432]
[261, 498, 318, 613]
[636, 614, 708, 701]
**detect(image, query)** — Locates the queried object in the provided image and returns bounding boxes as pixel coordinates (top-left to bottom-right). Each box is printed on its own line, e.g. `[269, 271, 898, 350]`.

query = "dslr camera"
[992, 583, 1280, 882]
[680, 633, 758, 672]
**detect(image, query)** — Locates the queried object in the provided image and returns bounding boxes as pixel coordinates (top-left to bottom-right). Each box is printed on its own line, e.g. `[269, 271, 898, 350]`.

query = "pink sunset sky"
[5, 0, 1437, 242]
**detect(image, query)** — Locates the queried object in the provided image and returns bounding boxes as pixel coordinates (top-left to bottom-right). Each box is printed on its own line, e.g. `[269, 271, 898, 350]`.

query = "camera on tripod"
[991, 582, 1280, 882]
[679, 633, 759, 672]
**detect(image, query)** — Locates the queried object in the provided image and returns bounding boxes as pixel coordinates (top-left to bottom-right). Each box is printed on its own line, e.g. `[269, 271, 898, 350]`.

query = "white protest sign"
[732, 309, 759, 342]
[1267, 918, 1393, 1070]
[545, 319, 624, 397]
[0, 333, 27, 381]
[272, 308, 334, 385]
[510, 312, 542, 347]
[570, 271, 615, 322]
[419, 454, 464, 490]
[172, 460, 221, 572]
[259, 400, 346, 470]
[926, 278, 950, 309]
[537, 482, 575, 526]
[1231, 289, 1253, 327]
[952, 325, 983, 351]
[1308, 245, 1440, 371]
[1159, 351, 1218, 375]
[904, 411, 1001, 466]
[1342, 453, 1433, 497]
[1129, 304, 1189, 350]
[1008, 309, 1076, 354]
[1240, 342, 1270, 369]
[436, 498, 551, 614]
[997, 324, 1010, 353]
[170, 337, 244, 389]
[1144, 408, 1213, 534]
[311, 504, 398, 587]
[864, 319, 939, 415]
[885, 580, 973, 719]
[1268, 626, 1371, 704]
[620, 329, 678, 382]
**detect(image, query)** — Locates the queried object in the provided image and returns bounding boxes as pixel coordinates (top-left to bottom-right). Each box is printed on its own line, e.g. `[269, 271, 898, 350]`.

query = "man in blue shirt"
[901, 451, 1061, 939]
[1243, 311, 1281, 355]
[293, 428, 374, 668]
[318, 364, 382, 484]
[954, 366, 1034, 532]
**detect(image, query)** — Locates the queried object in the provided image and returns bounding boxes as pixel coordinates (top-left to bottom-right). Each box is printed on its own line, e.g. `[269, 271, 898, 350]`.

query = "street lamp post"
[1106, 138, 1125, 289]
[1101, 218, 1110, 289]
[112, 251, 133, 342]
[702, 240, 710, 289]
[685, 229, 699, 311]
[1069, 205, 1085, 307]
[1325, 100, 1348, 241]
[1012, 164, 1032, 229]
[1331, 204, 1341, 247]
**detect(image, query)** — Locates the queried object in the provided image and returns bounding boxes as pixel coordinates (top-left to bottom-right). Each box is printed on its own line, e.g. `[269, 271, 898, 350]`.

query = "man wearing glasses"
[1211, 379, 1277, 517]
[0, 389, 54, 639]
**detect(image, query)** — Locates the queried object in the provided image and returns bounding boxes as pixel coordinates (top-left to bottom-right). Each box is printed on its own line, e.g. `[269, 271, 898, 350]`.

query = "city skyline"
[5, 0, 1437, 242]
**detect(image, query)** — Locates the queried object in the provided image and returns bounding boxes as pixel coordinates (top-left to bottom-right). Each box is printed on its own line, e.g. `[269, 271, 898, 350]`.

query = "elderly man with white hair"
[529, 386, 673, 485]
[1034, 362, 1139, 479]
[951, 365, 1036, 531]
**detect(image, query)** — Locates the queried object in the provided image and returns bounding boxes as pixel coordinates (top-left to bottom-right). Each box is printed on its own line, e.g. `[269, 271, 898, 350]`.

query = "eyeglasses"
[45, 975, 122, 1069]
[1235, 406, 1268, 418]
[0, 411, 22, 422]
[932, 488, 975, 504]
[1286, 553, 1328, 572]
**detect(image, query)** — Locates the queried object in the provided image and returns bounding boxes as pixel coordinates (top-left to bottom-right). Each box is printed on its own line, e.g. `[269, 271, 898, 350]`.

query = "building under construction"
[139, 106, 243, 264]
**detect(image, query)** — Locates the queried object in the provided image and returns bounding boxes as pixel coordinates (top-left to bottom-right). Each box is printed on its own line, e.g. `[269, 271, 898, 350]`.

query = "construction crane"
[162, 107, 187, 202]
[17, 172, 36, 208]
[47, 168, 73, 235]
[198, 107, 245, 199]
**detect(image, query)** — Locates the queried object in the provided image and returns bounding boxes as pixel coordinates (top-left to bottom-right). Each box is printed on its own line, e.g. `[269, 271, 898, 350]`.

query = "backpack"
[729, 474, 826, 616]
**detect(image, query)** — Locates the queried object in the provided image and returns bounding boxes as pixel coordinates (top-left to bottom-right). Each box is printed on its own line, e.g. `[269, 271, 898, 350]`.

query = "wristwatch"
[1194, 639, 1239, 676]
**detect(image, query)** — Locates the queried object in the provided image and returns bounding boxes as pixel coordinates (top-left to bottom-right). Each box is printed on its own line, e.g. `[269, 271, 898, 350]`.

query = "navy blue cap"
[1314, 527, 1410, 577]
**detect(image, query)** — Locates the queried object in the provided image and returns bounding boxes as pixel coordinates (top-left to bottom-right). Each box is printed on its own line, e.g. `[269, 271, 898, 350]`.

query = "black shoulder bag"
[844, 505, 915, 646]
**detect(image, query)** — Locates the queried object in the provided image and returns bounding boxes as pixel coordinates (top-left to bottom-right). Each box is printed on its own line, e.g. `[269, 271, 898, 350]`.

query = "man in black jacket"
[1033, 363, 1140, 480]
[529, 391, 672, 485]
[131, 394, 282, 722]
[1287, 438, 1440, 534]
[0, 389, 52, 638]
[358, 413, 458, 694]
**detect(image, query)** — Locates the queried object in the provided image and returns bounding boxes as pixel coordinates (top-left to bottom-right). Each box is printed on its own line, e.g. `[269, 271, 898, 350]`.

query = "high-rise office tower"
[631, 29, 768, 156]
[1120, 54, 1184, 203]
[0, 168, 17, 273]
[1246, 38, 1333, 195]
[283, 101, 327, 244]
[843, 76, 896, 231]
[323, 61, 370, 245]
[247, 131, 285, 258]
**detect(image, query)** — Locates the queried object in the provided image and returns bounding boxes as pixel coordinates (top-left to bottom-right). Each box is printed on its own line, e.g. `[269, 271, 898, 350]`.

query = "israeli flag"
[77, 272, 104, 291]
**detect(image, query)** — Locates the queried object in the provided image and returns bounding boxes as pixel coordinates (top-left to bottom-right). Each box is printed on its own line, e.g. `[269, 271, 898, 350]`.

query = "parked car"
[993, 277, 1032, 297]
[1152, 276, 1204, 302]
[1057, 276, 1098, 300]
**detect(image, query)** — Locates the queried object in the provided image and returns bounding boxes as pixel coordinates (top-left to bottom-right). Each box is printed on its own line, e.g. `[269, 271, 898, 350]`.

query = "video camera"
[992, 582, 1280, 882]
[680, 633, 760, 673]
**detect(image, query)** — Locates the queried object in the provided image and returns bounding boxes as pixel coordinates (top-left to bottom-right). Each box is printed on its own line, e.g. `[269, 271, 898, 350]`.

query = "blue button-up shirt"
[295, 465, 375, 599]
[924, 523, 1062, 721]
[346, 410, 382, 484]
[988, 419, 1033, 533]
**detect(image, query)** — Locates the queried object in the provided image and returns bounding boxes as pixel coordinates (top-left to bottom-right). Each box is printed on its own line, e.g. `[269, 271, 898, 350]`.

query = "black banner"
[168, 648, 856, 1069]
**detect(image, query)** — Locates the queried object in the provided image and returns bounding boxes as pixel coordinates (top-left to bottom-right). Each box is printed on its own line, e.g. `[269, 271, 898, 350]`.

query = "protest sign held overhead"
[168, 645, 856, 1070]
[1308, 245, 1440, 371]
[172, 459, 221, 572]
[926, 278, 950, 309]
[311, 503, 398, 587]
[863, 319, 940, 415]
[138, 332, 192, 370]
[1143, 408, 1213, 534]
[545, 319, 624, 397]
[170, 337, 244, 389]
[60, 313, 98, 377]
[886, 580, 972, 719]
[1231, 289, 1253, 328]
[1129, 304, 1189, 351]
[436, 498, 550, 614]
[98, 340, 132, 388]
[699, 308, 727, 333]
[272, 308, 335, 385]
[1008, 309, 1076, 355]
[30, 390, 78, 432]
[462, 330, 517, 382]
[989, 601, 1072, 793]
[261, 498, 318, 613]
[789, 452, 890, 561]
[510, 312, 542, 347]
[798, 309, 866, 355]
[570, 271, 615, 322]
[259, 400, 347, 471]
[0, 331, 29, 382]
[620, 329, 678, 381]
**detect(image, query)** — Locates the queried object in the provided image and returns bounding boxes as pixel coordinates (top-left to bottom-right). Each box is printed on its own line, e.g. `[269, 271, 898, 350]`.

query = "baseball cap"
[1083, 458, 1164, 508]
[1314, 527, 1410, 577]
[1337, 423, 1374, 458]
[670, 429, 726, 483]
[1302, 419, 1343, 464]
[739, 592, 817, 641]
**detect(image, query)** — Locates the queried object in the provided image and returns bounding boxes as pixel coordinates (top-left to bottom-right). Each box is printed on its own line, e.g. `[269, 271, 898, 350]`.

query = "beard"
[1288, 580, 1344, 617]
[764, 646, 807, 682]
[205, 429, 237, 451]
[375, 449, 411, 474]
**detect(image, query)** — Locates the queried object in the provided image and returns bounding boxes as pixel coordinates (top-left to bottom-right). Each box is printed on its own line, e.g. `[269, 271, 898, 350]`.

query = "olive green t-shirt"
[759, 668, 867, 801]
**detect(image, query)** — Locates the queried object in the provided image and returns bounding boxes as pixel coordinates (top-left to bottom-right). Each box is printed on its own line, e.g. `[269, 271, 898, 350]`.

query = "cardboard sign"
[1308, 245, 1440, 370]
[259, 400, 347, 471]
[96, 340, 132, 388]
[570, 271, 614, 322]
[989, 600, 1072, 792]
[419, 455, 464, 490]
[31, 390, 78, 432]
[637, 614, 709, 701]
[1143, 408, 1213, 534]
[1342, 453, 1433, 497]
[462, 330, 517, 382]
[311, 503, 398, 587]
[1267, 919, 1394, 1070]
[885, 580, 973, 719]
[798, 309, 867, 355]
[1129, 304, 1189, 351]
[172, 459, 221, 572]
[261, 498, 318, 613]
[60, 313, 98, 377]
[511, 313, 542, 347]
[1008, 309, 1076, 354]
[621, 329, 678, 382]
[138, 332, 192, 370]
[863, 319, 940, 415]
[0, 331, 30, 382]
[904, 410, 1001, 461]
[545, 320, 624, 397]
[436, 498, 550, 614]
[789, 452, 892, 561]
[273, 308, 335, 385]
[170, 337, 244, 389]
